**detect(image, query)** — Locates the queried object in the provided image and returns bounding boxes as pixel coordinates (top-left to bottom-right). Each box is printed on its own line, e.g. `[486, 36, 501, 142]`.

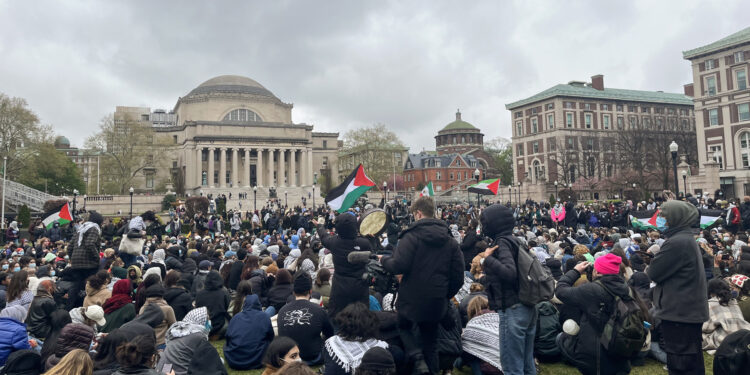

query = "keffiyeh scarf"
[77, 222, 101, 246]
[462, 312, 502, 372]
[167, 307, 209, 342]
[324, 336, 388, 373]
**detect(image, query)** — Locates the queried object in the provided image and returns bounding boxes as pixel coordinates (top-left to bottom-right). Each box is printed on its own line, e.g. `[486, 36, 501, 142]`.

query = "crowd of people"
[0, 191, 749, 375]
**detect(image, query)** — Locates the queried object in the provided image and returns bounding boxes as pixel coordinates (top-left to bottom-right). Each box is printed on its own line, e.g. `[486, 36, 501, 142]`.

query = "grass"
[210, 340, 715, 375]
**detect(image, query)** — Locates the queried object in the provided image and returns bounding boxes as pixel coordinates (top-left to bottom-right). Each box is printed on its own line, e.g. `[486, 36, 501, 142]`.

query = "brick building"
[402, 152, 483, 193]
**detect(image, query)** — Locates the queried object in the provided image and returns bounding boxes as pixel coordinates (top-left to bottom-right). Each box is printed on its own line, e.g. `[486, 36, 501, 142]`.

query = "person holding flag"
[420, 182, 434, 197]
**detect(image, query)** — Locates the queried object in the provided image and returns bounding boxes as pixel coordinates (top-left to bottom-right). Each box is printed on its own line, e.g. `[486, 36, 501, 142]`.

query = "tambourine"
[359, 208, 388, 237]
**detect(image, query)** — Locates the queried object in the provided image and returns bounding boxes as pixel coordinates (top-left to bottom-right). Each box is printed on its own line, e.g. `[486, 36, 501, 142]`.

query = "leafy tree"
[484, 137, 513, 185]
[341, 124, 406, 187]
[0, 93, 53, 180]
[162, 194, 177, 211]
[17, 143, 85, 195]
[185, 196, 209, 218]
[17, 205, 30, 227]
[85, 113, 170, 194]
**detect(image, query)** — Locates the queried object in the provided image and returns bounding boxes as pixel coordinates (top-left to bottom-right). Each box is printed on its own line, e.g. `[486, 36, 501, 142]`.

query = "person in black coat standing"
[313, 213, 372, 319]
[460, 219, 480, 271]
[381, 197, 464, 375]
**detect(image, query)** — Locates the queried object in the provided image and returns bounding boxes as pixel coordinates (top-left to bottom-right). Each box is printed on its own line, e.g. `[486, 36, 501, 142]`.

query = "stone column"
[232, 148, 239, 188]
[307, 148, 314, 185]
[196, 147, 203, 188]
[247, 148, 253, 187]
[208, 148, 215, 188]
[219, 148, 227, 188]
[289, 149, 297, 186]
[278, 148, 286, 187]
[257, 148, 264, 187]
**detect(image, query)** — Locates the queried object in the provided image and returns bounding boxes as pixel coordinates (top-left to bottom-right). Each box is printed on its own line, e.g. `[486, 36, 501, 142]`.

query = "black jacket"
[646, 201, 709, 324]
[164, 287, 193, 322]
[382, 218, 464, 322]
[479, 205, 520, 311]
[265, 284, 293, 312]
[460, 230, 480, 271]
[194, 271, 230, 336]
[227, 260, 244, 291]
[25, 295, 56, 339]
[555, 270, 633, 375]
[317, 216, 372, 318]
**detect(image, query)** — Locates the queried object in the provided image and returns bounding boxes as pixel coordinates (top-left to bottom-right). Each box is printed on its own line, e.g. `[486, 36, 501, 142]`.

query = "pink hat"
[594, 253, 622, 275]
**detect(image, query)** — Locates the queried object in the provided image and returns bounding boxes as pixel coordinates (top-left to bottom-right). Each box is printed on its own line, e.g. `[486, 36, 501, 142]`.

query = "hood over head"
[480, 204, 515, 239]
[130, 303, 164, 328]
[203, 270, 224, 290]
[335, 213, 358, 239]
[660, 200, 698, 232]
[0, 305, 27, 322]
[242, 293, 262, 312]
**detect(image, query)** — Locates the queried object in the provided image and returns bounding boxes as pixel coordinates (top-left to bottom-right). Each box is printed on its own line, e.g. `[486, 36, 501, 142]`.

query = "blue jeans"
[499, 303, 537, 375]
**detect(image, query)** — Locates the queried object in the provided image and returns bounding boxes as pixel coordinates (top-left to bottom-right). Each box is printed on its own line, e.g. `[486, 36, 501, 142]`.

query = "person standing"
[479, 204, 536, 375]
[380, 196, 465, 374]
[68, 211, 104, 309]
[647, 200, 708, 374]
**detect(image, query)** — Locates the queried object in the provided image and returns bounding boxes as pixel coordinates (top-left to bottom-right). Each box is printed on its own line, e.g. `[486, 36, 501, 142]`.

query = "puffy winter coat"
[45, 323, 95, 371]
[194, 271, 230, 337]
[223, 294, 274, 370]
[0, 317, 30, 366]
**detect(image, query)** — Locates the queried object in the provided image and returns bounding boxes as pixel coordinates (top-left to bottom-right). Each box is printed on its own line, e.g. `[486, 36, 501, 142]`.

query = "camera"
[362, 259, 399, 295]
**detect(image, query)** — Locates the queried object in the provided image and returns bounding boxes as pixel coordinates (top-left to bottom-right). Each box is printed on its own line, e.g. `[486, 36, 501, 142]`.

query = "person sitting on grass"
[261, 336, 301, 375]
[224, 293, 274, 370]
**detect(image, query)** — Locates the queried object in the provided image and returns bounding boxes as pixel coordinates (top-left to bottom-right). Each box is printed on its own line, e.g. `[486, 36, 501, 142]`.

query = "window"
[710, 145, 723, 169]
[709, 108, 719, 126]
[172, 135, 178, 144]
[603, 114, 610, 129]
[450, 173, 454, 180]
[642, 107, 650, 113]
[567, 138, 574, 149]
[586, 138, 594, 150]
[452, 136, 456, 144]
[606, 165, 613, 177]
[146, 173, 154, 188]
[517, 145, 524, 156]
[587, 158, 595, 178]
[323, 140, 328, 148]
[668, 108, 675, 115]
[515, 111, 522, 118]
[141, 114, 150, 121]
[741, 133, 750, 168]
[436, 160, 442, 167]
[706, 59, 716, 69]
[601, 104, 609, 111]
[546, 103, 554, 110]
[617, 104, 623, 112]
[706, 76, 717, 96]
[322, 156, 328, 168]
[532, 141, 539, 154]
[224, 108, 261, 122]
[456, 159, 461, 167]
[737, 70, 747, 90]
[617, 117, 624, 130]
[549, 139, 556, 151]
[736, 51, 746, 63]
[533, 160, 544, 180]
[656, 118, 663, 130]
[585, 113, 592, 129]
[436, 171, 442, 180]
[531, 118, 538, 133]
[629, 116, 637, 129]
[584, 103, 591, 110]
[565, 102, 574, 109]
[547, 114, 554, 129]
[628, 105, 636, 112]
[566, 113, 573, 128]
[516, 121, 523, 136]
[740, 103, 750, 121]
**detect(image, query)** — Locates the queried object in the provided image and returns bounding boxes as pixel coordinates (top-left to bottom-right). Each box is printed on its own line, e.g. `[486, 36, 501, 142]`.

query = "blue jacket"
[0, 317, 30, 366]
[223, 294, 274, 370]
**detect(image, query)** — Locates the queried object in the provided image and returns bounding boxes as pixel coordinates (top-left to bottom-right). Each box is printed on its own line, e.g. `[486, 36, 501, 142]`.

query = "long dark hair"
[315, 268, 331, 288]
[263, 336, 298, 369]
[232, 280, 253, 316]
[93, 329, 128, 370]
[6, 270, 28, 302]
[275, 269, 292, 286]
[40, 310, 73, 365]
[116, 335, 157, 368]
[709, 278, 733, 306]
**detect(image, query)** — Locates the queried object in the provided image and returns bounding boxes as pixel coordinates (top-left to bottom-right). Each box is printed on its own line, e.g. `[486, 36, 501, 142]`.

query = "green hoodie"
[659, 200, 698, 232]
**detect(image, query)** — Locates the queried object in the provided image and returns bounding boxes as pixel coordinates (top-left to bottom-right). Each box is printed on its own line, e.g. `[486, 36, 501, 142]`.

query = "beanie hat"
[359, 347, 395, 371]
[594, 253, 622, 275]
[199, 260, 211, 270]
[293, 273, 313, 295]
[731, 274, 750, 289]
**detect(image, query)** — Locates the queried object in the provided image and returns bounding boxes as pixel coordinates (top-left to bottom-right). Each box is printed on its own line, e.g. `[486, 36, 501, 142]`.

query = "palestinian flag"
[699, 209, 723, 229]
[325, 164, 375, 213]
[630, 209, 658, 230]
[468, 178, 500, 195]
[420, 181, 434, 197]
[42, 203, 73, 229]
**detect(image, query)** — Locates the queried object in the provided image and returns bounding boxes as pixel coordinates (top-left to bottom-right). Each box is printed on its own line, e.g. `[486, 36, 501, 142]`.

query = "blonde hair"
[467, 296, 489, 320]
[45, 349, 93, 375]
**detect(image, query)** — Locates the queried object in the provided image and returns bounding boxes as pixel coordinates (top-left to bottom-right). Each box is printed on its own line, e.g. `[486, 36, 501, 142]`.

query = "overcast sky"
[1, 1, 749, 152]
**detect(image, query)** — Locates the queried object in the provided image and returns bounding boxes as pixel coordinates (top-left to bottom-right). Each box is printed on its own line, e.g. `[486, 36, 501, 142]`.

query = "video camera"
[347, 251, 399, 295]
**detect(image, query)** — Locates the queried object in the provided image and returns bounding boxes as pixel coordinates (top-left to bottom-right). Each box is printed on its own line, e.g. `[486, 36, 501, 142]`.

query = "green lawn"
[211, 340, 714, 375]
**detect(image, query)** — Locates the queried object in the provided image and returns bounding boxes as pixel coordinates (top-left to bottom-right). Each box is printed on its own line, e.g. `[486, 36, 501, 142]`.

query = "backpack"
[534, 301, 561, 362]
[714, 329, 750, 375]
[1, 349, 40, 375]
[502, 237, 555, 306]
[595, 281, 648, 358]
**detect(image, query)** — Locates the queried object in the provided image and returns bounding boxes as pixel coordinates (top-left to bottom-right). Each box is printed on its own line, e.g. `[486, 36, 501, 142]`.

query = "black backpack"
[534, 301, 561, 362]
[595, 281, 648, 358]
[502, 238, 555, 306]
[714, 329, 750, 375]
[0, 349, 40, 375]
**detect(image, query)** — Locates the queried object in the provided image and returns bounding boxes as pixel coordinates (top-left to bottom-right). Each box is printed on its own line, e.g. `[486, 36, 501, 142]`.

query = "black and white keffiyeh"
[166, 306, 209, 342]
[324, 336, 388, 373]
[461, 312, 501, 372]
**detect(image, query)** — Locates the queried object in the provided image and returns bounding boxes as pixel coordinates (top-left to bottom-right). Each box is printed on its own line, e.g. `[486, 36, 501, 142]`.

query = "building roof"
[683, 26, 750, 60]
[404, 152, 479, 170]
[440, 110, 477, 131]
[505, 82, 693, 110]
[54, 136, 70, 148]
[184, 75, 278, 99]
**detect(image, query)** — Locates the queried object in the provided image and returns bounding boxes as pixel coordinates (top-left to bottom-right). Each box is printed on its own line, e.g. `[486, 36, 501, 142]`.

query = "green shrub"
[162, 194, 177, 211]
[17, 205, 30, 227]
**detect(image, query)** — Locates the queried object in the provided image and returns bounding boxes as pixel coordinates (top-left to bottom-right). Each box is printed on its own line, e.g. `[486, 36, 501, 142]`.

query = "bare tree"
[0, 93, 50, 179]
[341, 123, 406, 186]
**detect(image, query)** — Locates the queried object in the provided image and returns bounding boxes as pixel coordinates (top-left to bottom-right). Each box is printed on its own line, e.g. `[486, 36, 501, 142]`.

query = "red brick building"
[402, 152, 483, 193]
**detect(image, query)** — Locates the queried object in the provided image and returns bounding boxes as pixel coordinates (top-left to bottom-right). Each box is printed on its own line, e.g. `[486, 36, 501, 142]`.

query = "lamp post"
[128, 187, 134, 218]
[253, 186, 257, 211]
[474, 168, 480, 208]
[567, 183, 572, 201]
[383, 181, 388, 202]
[682, 170, 688, 198]
[508, 186, 512, 206]
[284, 191, 288, 208]
[554, 180, 558, 201]
[517, 181, 521, 205]
[83, 195, 87, 212]
[669, 141, 679, 195]
[72, 189, 79, 219]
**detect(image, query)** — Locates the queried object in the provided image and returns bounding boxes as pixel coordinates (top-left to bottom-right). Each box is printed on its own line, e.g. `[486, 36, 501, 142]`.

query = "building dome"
[54, 136, 70, 148]
[440, 110, 477, 132]
[184, 75, 278, 99]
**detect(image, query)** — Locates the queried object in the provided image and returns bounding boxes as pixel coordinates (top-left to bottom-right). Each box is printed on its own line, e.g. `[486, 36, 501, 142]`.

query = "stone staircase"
[194, 186, 323, 211]
[1, 179, 60, 213]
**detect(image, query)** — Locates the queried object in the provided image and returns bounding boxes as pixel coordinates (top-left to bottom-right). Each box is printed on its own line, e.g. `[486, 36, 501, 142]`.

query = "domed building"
[114, 75, 339, 204]
[435, 110, 485, 155]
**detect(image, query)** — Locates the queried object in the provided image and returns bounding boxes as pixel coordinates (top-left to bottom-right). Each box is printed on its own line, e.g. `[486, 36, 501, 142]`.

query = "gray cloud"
[0, 0, 749, 152]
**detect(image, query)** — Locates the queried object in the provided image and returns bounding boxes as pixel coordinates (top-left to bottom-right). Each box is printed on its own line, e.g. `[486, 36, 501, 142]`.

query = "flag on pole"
[420, 182, 434, 197]
[42, 203, 73, 229]
[325, 164, 375, 213]
[468, 178, 501, 195]
[629, 210, 658, 230]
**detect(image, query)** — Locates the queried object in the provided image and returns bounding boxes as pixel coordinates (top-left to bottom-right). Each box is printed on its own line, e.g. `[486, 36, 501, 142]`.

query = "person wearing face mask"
[261, 337, 301, 375]
[647, 200, 709, 374]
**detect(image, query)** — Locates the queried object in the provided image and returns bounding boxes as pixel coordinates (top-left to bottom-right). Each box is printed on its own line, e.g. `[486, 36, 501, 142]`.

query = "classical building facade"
[684, 27, 750, 198]
[54, 136, 102, 194]
[506, 75, 696, 201]
[115, 75, 339, 203]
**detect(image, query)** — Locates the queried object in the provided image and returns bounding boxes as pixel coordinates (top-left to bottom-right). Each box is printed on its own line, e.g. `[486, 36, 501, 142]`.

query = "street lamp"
[83, 195, 87, 212]
[669, 141, 679, 195]
[508, 185, 512, 206]
[128, 187, 134, 218]
[517, 181, 521, 205]
[253, 186, 257, 211]
[474, 169, 480, 208]
[682, 170, 688, 197]
[72, 189, 79, 219]
[554, 180, 558, 201]
[383, 181, 388, 202]
[284, 190, 288, 208]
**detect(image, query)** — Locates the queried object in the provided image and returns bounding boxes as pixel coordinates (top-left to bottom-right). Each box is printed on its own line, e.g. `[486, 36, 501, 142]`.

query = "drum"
[359, 208, 388, 237]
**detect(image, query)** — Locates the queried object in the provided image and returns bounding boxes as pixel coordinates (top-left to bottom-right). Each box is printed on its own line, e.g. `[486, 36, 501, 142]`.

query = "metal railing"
[0, 179, 59, 212]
